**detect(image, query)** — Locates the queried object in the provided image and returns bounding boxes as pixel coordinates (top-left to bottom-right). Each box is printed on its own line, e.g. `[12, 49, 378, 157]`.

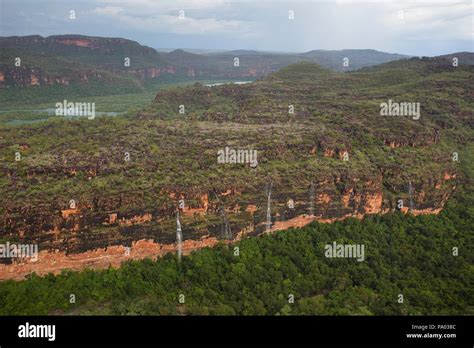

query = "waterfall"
[309, 181, 315, 216]
[213, 191, 232, 240]
[408, 180, 414, 213]
[176, 211, 183, 261]
[220, 206, 232, 240]
[266, 181, 273, 231]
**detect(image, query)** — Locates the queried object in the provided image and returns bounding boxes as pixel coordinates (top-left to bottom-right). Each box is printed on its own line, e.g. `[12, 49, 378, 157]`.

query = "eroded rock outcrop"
[0, 168, 457, 280]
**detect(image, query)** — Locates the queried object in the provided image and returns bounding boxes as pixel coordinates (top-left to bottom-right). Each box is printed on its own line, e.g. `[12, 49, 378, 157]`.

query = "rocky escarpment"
[0, 168, 457, 280]
[0, 65, 102, 88]
[0, 168, 457, 254]
[0, 167, 455, 279]
[0, 59, 470, 280]
[0, 66, 184, 88]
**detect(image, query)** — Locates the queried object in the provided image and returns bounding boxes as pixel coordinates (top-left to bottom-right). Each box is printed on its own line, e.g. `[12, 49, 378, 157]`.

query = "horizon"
[1, 0, 472, 57]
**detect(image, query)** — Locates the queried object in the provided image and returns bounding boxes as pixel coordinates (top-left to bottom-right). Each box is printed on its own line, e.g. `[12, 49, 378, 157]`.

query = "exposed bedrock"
[0, 172, 456, 255]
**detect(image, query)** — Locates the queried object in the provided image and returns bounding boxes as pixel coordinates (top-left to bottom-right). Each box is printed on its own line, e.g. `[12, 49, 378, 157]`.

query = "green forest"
[0, 188, 472, 316]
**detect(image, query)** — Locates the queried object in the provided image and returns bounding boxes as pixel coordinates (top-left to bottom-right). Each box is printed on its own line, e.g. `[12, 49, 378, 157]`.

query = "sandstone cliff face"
[0, 171, 456, 281]
[0, 65, 176, 88]
[57, 38, 94, 48]
[0, 64, 263, 89]
[0, 235, 222, 281]
[0, 65, 103, 87]
[131, 66, 176, 79]
[0, 170, 456, 254]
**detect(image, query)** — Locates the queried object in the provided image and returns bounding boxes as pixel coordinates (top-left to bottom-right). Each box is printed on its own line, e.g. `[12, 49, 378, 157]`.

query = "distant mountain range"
[0, 34, 471, 97]
[0, 35, 407, 89]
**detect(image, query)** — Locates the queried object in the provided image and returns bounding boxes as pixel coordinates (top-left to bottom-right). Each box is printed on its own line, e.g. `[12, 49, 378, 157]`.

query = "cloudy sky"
[1, 0, 472, 56]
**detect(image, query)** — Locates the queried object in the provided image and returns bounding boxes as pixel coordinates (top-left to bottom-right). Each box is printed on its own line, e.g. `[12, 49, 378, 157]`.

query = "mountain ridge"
[0, 34, 417, 93]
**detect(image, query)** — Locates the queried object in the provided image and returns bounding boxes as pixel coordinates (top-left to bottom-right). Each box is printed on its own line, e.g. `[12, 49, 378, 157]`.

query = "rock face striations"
[0, 57, 472, 280]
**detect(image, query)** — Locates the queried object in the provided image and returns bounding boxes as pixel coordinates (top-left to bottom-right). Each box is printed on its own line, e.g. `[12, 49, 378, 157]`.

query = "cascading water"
[221, 206, 232, 240]
[309, 181, 315, 216]
[176, 211, 183, 261]
[213, 191, 232, 240]
[408, 180, 414, 213]
[266, 181, 273, 231]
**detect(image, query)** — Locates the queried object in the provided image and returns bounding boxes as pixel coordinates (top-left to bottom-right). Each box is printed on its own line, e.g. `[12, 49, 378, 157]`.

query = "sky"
[0, 0, 472, 56]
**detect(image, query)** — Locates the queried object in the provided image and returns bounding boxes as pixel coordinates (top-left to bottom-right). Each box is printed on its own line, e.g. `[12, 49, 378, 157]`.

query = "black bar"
[0, 316, 471, 346]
